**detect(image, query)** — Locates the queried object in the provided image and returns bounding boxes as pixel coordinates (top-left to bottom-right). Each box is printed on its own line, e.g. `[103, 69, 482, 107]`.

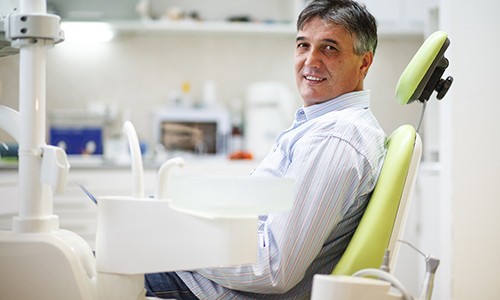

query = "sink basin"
[95, 176, 295, 274]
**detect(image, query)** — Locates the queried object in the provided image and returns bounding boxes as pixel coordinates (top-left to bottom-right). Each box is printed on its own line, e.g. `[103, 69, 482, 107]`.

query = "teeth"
[305, 76, 323, 81]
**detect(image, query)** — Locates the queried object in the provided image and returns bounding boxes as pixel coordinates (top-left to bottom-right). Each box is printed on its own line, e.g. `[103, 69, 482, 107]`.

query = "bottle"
[181, 81, 192, 107]
[228, 99, 253, 160]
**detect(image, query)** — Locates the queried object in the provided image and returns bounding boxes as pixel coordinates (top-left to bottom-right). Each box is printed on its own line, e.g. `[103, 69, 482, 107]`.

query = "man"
[145, 0, 386, 298]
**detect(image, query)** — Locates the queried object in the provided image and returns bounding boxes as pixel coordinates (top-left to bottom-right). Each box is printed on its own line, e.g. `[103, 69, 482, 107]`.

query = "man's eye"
[325, 45, 337, 51]
[296, 43, 308, 49]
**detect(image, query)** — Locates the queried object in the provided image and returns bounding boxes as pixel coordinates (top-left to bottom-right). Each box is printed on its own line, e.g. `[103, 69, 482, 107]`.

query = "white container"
[244, 82, 295, 159]
[311, 275, 402, 300]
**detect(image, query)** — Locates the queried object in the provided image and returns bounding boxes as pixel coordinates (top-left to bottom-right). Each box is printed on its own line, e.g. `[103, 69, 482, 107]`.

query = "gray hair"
[297, 0, 378, 55]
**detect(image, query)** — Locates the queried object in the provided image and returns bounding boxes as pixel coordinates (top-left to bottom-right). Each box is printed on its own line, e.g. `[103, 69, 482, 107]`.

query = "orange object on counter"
[228, 151, 253, 160]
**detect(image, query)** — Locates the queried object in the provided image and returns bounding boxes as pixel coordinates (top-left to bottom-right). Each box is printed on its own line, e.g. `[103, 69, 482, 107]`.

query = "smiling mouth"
[304, 75, 326, 82]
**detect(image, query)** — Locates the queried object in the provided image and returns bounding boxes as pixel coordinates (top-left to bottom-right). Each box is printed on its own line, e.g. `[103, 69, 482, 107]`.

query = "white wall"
[48, 33, 299, 144]
[440, 0, 500, 299]
[366, 36, 424, 133]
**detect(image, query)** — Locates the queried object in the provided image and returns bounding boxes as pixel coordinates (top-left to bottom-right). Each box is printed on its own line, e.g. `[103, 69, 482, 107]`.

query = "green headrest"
[396, 31, 450, 104]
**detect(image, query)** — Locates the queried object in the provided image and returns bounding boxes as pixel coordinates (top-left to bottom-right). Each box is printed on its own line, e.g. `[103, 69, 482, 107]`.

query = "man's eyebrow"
[295, 36, 340, 46]
[323, 38, 340, 45]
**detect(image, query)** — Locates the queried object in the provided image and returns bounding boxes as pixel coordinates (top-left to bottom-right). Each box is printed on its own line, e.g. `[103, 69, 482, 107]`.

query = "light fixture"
[61, 22, 115, 43]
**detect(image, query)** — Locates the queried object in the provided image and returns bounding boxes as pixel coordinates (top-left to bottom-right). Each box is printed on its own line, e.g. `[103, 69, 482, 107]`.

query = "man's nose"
[304, 49, 321, 68]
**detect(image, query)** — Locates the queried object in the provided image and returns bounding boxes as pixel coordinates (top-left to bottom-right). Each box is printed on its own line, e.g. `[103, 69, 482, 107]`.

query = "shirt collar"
[296, 90, 371, 123]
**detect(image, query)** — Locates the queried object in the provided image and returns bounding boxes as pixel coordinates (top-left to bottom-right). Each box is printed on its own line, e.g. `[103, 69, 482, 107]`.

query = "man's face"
[294, 17, 373, 107]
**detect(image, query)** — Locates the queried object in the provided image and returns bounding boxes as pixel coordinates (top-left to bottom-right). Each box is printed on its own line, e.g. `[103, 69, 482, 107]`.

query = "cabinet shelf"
[107, 20, 297, 36]
[62, 19, 422, 39]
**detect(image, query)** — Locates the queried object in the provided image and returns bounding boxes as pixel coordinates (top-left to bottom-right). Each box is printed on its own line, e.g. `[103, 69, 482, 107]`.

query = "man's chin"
[302, 97, 330, 107]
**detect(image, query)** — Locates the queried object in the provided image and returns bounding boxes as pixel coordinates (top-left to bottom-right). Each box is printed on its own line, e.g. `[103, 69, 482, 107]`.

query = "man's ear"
[360, 51, 374, 78]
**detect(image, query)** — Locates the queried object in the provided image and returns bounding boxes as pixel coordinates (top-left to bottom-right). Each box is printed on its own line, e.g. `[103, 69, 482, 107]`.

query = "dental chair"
[332, 123, 421, 277]
[311, 31, 453, 300]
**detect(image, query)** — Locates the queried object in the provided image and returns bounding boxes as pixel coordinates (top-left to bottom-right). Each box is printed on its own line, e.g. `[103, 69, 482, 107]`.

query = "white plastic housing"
[96, 196, 259, 274]
[96, 175, 294, 275]
[311, 275, 403, 300]
[0, 230, 97, 300]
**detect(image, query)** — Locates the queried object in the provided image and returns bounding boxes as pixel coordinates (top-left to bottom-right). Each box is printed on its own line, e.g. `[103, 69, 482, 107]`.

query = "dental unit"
[0, 1, 294, 299]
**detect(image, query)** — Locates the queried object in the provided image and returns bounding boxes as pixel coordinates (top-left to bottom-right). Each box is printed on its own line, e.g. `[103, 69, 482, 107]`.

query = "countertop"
[0, 155, 258, 175]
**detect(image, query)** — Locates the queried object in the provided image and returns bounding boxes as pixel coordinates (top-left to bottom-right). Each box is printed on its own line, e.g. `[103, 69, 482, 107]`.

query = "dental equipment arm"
[1, 0, 66, 233]
[0, 2, 98, 300]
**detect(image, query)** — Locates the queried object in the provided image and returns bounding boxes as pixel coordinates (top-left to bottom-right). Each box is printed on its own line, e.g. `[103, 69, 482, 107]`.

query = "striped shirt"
[177, 90, 386, 299]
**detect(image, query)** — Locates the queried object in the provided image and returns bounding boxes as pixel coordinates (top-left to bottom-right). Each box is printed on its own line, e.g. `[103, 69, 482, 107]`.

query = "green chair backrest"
[332, 124, 421, 275]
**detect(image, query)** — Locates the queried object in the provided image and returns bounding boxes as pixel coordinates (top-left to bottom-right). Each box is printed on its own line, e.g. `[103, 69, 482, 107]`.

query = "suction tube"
[122, 121, 145, 198]
[155, 157, 185, 200]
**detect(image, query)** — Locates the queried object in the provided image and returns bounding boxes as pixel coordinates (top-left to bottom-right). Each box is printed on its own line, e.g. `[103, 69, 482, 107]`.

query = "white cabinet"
[120, 0, 304, 35]
[361, 0, 428, 35]
[0, 169, 148, 249]
[56, 0, 428, 37]
[51, 0, 307, 24]
[56, 0, 307, 36]
[0, 169, 155, 249]
[48, 0, 138, 20]
[111, 0, 427, 36]
[144, 0, 300, 23]
[0, 171, 18, 216]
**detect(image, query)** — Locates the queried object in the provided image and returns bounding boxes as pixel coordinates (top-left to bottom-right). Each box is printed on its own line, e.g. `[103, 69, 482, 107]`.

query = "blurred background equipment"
[244, 82, 295, 159]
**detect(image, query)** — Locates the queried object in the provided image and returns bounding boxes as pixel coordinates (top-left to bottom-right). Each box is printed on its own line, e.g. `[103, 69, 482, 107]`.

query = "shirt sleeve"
[193, 133, 372, 294]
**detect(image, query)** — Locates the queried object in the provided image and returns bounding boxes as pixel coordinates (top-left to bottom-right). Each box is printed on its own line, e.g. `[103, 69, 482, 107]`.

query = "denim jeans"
[145, 272, 198, 299]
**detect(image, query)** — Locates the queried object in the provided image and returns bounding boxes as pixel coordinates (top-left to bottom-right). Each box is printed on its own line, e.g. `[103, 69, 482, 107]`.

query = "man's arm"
[194, 134, 373, 293]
